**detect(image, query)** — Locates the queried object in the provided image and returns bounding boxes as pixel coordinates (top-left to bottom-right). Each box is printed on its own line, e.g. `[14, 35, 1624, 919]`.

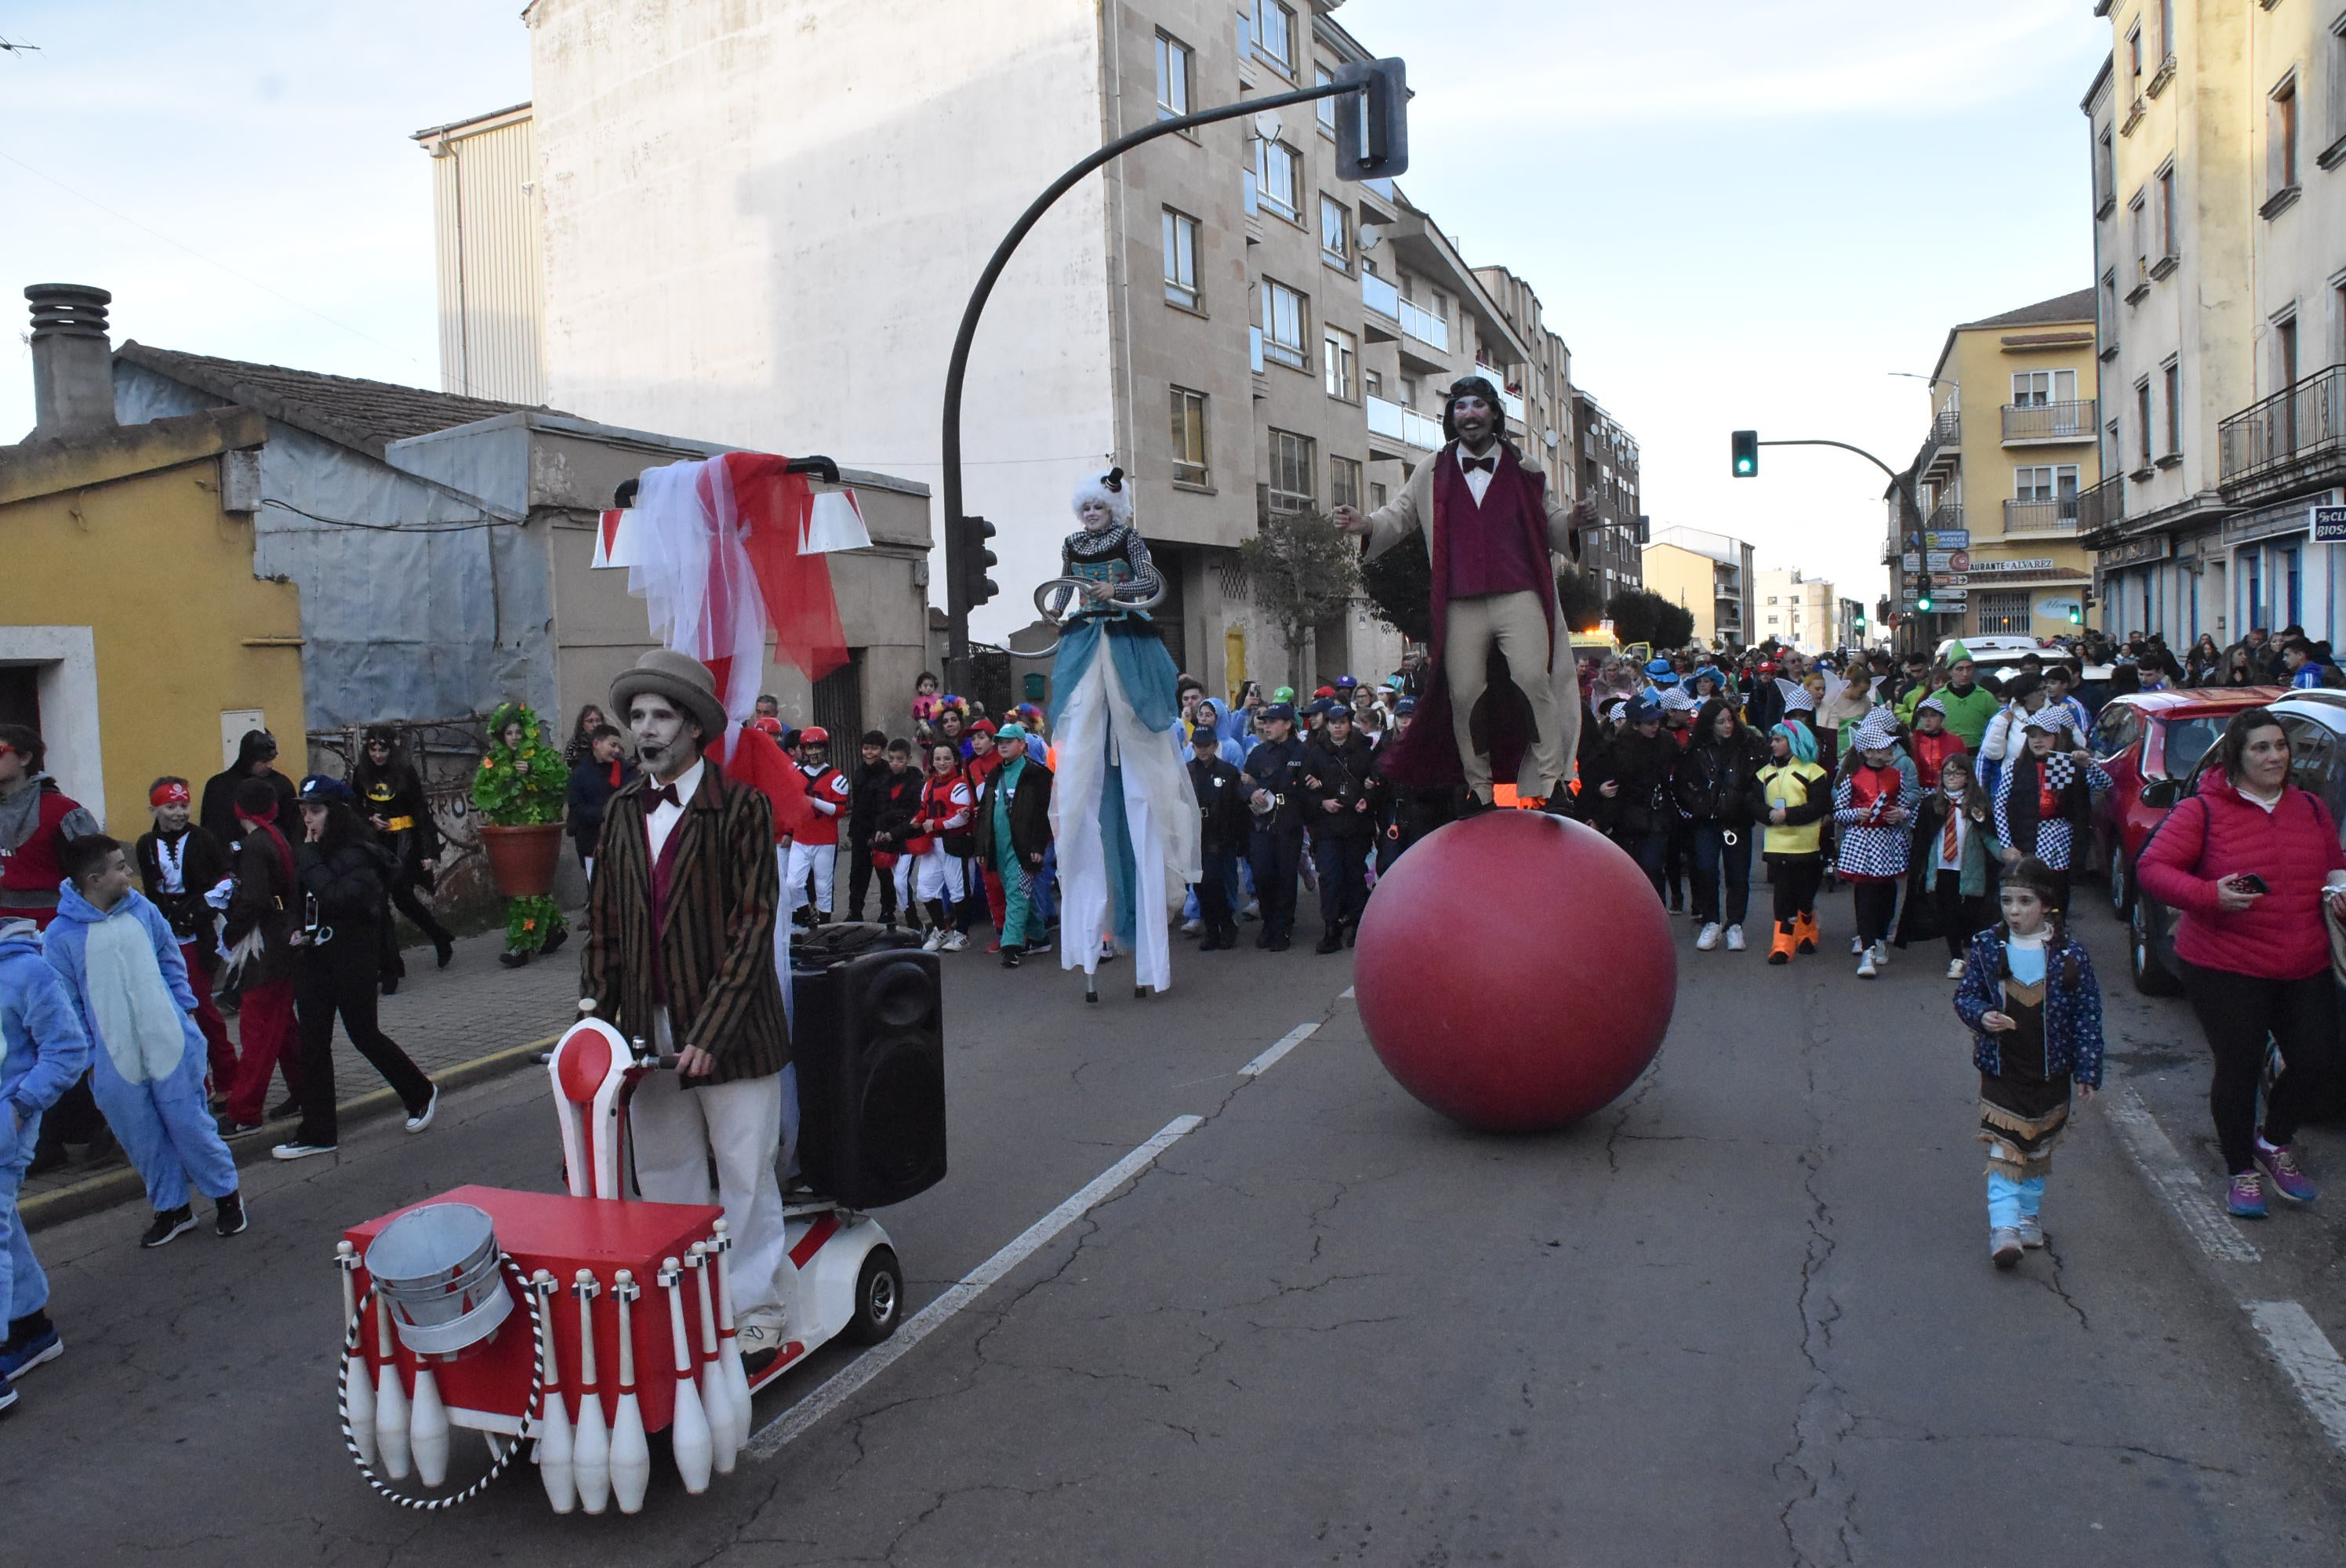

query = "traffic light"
[1333, 59, 1409, 181]
[1730, 430, 1759, 477]
[2068, 604, 2083, 626]
[1916, 585, 1934, 613]
[955, 514, 999, 612]
[1853, 608, 1866, 632]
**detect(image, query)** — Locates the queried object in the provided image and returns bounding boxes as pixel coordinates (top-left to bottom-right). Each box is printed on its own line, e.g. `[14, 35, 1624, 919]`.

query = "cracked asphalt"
[9, 898, 2346, 1566]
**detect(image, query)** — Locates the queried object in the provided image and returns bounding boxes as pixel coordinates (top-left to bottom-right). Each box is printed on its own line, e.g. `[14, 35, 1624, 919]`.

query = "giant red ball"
[1353, 811, 1675, 1131]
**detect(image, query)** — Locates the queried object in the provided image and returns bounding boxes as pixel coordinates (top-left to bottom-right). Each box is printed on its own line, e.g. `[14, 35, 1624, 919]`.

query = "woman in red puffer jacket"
[2135, 708, 2346, 1218]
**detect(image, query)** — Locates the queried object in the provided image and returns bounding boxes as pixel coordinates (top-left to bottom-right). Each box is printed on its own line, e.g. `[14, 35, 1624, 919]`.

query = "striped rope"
[339, 1254, 547, 1512]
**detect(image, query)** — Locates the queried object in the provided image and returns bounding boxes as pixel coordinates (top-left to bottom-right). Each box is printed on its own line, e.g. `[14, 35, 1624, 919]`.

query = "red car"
[2090, 685, 2286, 918]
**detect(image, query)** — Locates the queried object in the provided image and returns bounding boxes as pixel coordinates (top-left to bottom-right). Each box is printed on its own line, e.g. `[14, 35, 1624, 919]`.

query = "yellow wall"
[1640, 543, 1719, 646]
[2, 456, 306, 836]
[1945, 315, 2099, 639]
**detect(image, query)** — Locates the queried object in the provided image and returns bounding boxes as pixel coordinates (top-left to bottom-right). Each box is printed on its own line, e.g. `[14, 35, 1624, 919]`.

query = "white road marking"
[1339, 985, 1355, 1000]
[1240, 1022, 1320, 1077]
[2245, 1302, 2346, 1457]
[744, 1115, 1203, 1458]
[2101, 1087, 2260, 1263]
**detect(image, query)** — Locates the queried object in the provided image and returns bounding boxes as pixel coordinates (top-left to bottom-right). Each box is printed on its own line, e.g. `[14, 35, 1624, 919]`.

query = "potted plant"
[472, 702, 570, 966]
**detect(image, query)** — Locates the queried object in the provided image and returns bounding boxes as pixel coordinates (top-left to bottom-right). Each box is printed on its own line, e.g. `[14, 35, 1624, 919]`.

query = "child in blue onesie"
[45, 836, 245, 1248]
[2, 913, 93, 1410]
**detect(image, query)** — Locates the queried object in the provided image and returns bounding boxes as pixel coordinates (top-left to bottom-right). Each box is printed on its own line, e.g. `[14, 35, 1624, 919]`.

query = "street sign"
[1901, 553, 1921, 572]
[1947, 550, 1970, 573]
[1923, 528, 1970, 550]
[2315, 505, 2346, 543]
[1925, 550, 1956, 571]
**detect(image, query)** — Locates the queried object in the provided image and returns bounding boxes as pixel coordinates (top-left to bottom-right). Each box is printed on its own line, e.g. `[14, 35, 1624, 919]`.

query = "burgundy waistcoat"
[1440, 448, 1550, 599]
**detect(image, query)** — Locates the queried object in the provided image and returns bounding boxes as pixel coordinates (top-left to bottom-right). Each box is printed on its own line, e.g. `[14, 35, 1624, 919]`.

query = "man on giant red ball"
[1332, 378, 1594, 809]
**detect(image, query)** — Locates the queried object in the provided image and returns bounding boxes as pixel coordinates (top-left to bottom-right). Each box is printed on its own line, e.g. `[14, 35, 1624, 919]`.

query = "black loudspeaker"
[791, 946, 946, 1208]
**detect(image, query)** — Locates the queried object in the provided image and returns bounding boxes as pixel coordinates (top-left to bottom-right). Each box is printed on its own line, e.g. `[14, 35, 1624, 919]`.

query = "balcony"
[1930, 407, 1960, 445]
[2219, 363, 2346, 503]
[1367, 394, 1443, 451]
[2003, 496, 2081, 535]
[1469, 361, 1526, 423]
[1396, 296, 1448, 354]
[2001, 398, 2097, 445]
[1925, 500, 1963, 535]
[1362, 271, 1400, 320]
[2077, 473, 2124, 535]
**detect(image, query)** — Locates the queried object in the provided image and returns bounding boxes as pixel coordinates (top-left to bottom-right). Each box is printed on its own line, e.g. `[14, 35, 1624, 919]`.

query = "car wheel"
[844, 1246, 902, 1345]
[2130, 895, 2182, 997]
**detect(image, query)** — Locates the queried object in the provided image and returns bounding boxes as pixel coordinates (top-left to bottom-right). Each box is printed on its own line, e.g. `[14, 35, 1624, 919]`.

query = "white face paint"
[628, 695, 699, 782]
[1079, 498, 1113, 532]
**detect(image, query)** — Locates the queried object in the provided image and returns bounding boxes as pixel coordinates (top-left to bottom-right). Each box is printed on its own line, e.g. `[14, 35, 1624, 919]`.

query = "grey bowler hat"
[609, 648, 729, 742]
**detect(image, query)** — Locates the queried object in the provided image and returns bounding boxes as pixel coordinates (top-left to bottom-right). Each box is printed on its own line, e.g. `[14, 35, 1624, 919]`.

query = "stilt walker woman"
[1041, 470, 1200, 996]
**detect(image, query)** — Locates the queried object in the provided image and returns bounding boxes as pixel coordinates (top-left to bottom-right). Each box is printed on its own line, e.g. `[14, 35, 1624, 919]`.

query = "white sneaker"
[921, 929, 944, 953]
[1946, 958, 1966, 979]
[1990, 1228, 2023, 1269]
[1850, 935, 1865, 956]
[1695, 922, 1720, 951]
[2016, 1216, 2046, 1248]
[1856, 949, 1879, 979]
[404, 1084, 438, 1134]
[1724, 924, 1746, 952]
[1870, 942, 1890, 967]
[941, 931, 968, 952]
[1180, 918, 1203, 936]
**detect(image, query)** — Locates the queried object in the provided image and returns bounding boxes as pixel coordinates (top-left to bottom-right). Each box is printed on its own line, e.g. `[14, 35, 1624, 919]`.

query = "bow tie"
[1462, 455, 1496, 474]
[648, 782, 681, 811]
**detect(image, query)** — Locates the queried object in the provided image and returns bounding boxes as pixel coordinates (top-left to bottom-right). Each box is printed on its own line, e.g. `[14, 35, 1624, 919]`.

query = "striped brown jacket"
[581, 763, 789, 1085]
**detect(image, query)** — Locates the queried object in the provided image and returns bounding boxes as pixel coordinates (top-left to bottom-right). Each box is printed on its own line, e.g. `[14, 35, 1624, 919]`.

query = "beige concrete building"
[425, 1, 1637, 701]
[1643, 527, 1757, 652]
[2081, 1, 2346, 646]
[1755, 568, 1835, 654]
[1894, 291, 2099, 643]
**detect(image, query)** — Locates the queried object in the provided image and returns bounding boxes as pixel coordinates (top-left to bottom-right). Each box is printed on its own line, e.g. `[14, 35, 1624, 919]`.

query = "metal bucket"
[365, 1203, 514, 1356]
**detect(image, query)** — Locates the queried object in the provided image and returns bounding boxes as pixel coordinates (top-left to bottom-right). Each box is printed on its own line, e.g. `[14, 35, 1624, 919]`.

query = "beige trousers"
[1444, 590, 1581, 797]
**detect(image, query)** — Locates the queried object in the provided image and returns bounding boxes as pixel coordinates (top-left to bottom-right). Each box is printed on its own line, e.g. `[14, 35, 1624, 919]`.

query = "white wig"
[1072, 466, 1134, 525]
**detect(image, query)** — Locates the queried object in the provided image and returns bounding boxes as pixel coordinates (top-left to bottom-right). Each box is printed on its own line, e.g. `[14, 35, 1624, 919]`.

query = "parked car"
[2124, 690, 2346, 1004]
[2090, 686, 2288, 920]
[1935, 633, 2044, 674]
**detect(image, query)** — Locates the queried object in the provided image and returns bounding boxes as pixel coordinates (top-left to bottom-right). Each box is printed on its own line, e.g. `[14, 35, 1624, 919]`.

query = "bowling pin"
[532, 1272, 576, 1513]
[661, 1258, 714, 1494]
[373, 1294, 412, 1480]
[687, 1245, 738, 1471]
[609, 1270, 651, 1515]
[336, 1243, 378, 1469]
[712, 1219, 754, 1425]
[410, 1363, 450, 1487]
[570, 1271, 610, 1515]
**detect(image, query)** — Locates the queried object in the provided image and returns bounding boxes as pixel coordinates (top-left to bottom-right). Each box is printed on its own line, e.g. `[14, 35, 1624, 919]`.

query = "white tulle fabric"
[623, 459, 768, 735]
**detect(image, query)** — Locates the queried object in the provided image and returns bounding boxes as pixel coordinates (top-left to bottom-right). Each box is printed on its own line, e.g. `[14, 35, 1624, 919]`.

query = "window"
[1255, 136, 1300, 220]
[1266, 428, 1315, 513]
[2162, 360, 2181, 455]
[2010, 370, 2076, 406]
[1397, 375, 1417, 407]
[1323, 325, 1357, 400]
[1169, 387, 1208, 488]
[2101, 269, 2119, 347]
[1154, 32, 1191, 119]
[2277, 313, 2301, 394]
[1330, 456, 1363, 513]
[1251, 1, 1294, 74]
[2126, 24, 2143, 89]
[1161, 208, 1200, 309]
[1261, 278, 1308, 369]
[2104, 417, 2122, 476]
[2095, 128, 2115, 212]
[2156, 0, 2174, 67]
[1363, 368, 1382, 399]
[2129, 192, 2148, 282]
[2012, 465, 2078, 502]
[2156, 164, 2177, 258]
[1314, 65, 1338, 136]
[2136, 379, 2153, 466]
[1319, 194, 1349, 268]
[1370, 481, 1389, 510]
[2330, 17, 2346, 147]
[2271, 74, 2301, 195]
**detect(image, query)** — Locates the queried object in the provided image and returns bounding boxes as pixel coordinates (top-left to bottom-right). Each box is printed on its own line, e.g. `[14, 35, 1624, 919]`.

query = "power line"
[0, 148, 426, 367]
[262, 497, 512, 534]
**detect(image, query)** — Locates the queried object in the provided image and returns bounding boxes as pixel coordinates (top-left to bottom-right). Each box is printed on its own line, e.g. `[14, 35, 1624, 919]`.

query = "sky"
[2, 0, 2110, 618]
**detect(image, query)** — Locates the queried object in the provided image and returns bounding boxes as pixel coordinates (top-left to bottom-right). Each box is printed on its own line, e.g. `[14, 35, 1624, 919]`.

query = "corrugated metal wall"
[431, 113, 545, 405]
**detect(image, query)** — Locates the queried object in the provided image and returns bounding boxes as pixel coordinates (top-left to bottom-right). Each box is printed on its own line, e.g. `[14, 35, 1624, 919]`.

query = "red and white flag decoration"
[594, 453, 851, 728]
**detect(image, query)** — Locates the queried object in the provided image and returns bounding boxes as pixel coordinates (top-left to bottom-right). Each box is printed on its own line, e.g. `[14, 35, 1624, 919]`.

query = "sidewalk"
[20, 916, 583, 1229]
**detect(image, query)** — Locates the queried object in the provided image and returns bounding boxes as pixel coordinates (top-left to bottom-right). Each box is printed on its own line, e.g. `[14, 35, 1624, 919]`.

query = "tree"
[1606, 588, 1694, 652]
[1240, 509, 1364, 688]
[1356, 532, 1430, 644]
[1556, 565, 1606, 633]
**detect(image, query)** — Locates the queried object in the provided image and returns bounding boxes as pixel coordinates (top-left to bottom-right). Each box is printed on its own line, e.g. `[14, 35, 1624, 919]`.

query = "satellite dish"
[1542, 429, 1560, 449]
[1251, 110, 1283, 143]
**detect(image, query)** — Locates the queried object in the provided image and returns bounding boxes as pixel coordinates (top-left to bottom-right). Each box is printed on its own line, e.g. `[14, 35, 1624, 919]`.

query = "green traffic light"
[1916, 597, 1933, 612]
[1730, 430, 1759, 478]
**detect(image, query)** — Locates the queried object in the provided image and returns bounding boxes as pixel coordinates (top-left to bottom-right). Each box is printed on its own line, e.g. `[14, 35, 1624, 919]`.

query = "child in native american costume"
[1952, 856, 2104, 1271]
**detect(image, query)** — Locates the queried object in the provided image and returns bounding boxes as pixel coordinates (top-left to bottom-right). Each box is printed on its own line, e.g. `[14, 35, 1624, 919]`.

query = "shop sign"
[1923, 529, 1969, 550]
[2095, 535, 2170, 569]
[1969, 557, 2054, 572]
[2314, 506, 2346, 544]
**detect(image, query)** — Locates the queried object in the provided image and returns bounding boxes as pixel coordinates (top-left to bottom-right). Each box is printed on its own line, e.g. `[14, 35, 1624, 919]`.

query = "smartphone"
[2233, 873, 2271, 895]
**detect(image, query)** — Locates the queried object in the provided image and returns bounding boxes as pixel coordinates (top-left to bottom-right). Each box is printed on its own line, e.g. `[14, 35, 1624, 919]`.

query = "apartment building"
[1754, 568, 1835, 655]
[1836, 597, 1871, 650]
[1643, 526, 1756, 651]
[1571, 390, 1646, 608]
[2080, 1, 2346, 647]
[1894, 291, 2099, 643]
[426, 1, 1631, 699]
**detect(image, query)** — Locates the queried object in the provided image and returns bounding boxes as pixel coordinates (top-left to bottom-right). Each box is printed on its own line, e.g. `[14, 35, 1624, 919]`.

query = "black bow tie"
[648, 782, 681, 811]
[1462, 455, 1496, 474]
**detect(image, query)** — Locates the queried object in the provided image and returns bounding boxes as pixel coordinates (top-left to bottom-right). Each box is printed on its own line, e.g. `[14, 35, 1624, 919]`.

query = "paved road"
[9, 888, 2345, 1566]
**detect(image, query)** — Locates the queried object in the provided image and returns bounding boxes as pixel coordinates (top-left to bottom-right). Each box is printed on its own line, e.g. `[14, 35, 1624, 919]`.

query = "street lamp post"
[1731, 434, 1930, 654]
[939, 64, 1405, 688]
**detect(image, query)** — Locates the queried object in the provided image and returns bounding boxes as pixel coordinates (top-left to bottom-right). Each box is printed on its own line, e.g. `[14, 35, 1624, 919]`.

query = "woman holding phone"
[2136, 708, 2346, 1217]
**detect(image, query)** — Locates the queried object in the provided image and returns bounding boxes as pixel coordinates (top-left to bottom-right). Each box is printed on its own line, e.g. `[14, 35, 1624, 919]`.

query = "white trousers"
[637, 1011, 794, 1319]
[914, 845, 966, 903]
[784, 840, 837, 917]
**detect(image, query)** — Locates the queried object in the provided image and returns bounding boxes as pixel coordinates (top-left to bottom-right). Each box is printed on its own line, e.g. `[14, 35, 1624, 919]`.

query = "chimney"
[25, 283, 117, 438]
